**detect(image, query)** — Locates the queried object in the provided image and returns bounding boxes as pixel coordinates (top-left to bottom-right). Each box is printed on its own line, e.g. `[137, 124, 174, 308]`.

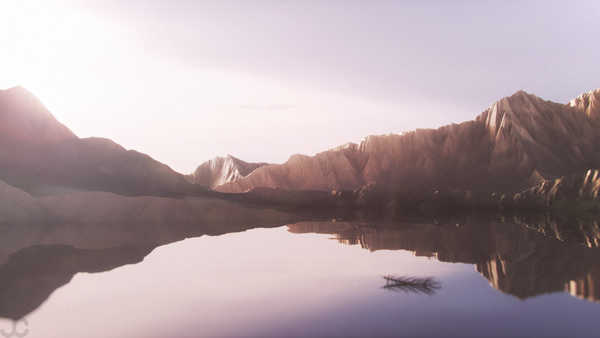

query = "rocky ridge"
[210, 89, 600, 200]
[569, 88, 600, 122]
[511, 169, 600, 209]
[187, 155, 268, 188]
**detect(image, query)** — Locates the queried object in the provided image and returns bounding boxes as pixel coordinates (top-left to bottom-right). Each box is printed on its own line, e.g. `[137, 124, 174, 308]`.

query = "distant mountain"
[0, 87, 198, 196]
[210, 90, 600, 200]
[187, 155, 268, 189]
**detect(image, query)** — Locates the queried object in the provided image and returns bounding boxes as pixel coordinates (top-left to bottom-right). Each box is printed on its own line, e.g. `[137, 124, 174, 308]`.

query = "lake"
[1, 216, 600, 337]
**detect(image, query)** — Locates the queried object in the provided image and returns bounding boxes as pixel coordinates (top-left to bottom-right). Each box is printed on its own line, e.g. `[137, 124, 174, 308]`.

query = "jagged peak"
[190, 154, 269, 188]
[203, 154, 265, 167]
[476, 90, 562, 139]
[329, 142, 359, 152]
[512, 89, 539, 97]
[225, 154, 246, 163]
[491, 90, 544, 112]
[568, 88, 600, 120]
[568, 88, 600, 103]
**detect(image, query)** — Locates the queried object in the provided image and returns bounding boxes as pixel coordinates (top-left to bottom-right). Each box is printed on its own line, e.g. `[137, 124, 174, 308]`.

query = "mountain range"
[2, 85, 600, 211]
[193, 88, 600, 211]
[208, 89, 600, 195]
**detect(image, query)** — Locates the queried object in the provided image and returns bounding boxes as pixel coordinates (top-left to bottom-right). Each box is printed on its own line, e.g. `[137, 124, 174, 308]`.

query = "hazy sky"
[1, 0, 599, 173]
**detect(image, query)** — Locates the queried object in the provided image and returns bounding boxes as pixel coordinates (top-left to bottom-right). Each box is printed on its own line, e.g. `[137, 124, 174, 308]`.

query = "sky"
[1, 0, 599, 173]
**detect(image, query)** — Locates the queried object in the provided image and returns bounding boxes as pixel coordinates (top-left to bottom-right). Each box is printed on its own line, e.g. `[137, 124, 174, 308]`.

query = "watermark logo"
[0, 319, 28, 338]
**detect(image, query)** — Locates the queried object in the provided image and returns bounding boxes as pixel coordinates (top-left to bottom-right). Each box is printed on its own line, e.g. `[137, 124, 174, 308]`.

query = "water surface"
[1, 216, 600, 337]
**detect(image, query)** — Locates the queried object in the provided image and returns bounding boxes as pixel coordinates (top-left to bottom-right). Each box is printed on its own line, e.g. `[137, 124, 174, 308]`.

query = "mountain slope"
[0, 86, 77, 145]
[510, 169, 600, 209]
[215, 90, 600, 196]
[0, 87, 196, 196]
[187, 155, 268, 188]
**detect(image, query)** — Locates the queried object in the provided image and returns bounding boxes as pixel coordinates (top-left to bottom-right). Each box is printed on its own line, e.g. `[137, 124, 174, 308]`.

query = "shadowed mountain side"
[215, 90, 600, 199]
[287, 219, 600, 302]
[0, 87, 200, 197]
[2, 137, 201, 197]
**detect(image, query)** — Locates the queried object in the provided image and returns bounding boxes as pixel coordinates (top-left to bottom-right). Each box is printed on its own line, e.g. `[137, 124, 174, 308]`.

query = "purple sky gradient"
[1, 0, 599, 172]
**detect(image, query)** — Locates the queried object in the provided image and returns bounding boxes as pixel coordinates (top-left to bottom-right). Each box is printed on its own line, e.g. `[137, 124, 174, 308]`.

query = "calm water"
[1, 217, 600, 337]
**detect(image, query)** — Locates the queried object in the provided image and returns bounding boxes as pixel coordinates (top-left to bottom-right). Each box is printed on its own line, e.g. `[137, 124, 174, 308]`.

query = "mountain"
[0, 87, 197, 196]
[510, 169, 600, 210]
[211, 90, 600, 200]
[0, 86, 76, 145]
[569, 88, 600, 122]
[6, 85, 600, 208]
[187, 155, 268, 188]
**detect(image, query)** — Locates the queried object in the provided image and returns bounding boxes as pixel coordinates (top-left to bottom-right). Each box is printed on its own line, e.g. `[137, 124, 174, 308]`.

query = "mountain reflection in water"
[287, 216, 600, 304]
[1, 204, 600, 321]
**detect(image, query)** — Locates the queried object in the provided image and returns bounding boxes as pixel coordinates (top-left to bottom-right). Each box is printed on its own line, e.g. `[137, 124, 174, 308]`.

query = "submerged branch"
[382, 275, 441, 295]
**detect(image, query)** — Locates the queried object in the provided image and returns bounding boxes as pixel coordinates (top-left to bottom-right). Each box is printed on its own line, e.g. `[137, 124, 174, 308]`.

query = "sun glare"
[0, 1, 447, 172]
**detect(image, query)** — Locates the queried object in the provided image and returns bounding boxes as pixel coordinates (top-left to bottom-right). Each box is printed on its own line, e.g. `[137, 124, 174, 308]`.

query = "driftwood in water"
[382, 275, 441, 295]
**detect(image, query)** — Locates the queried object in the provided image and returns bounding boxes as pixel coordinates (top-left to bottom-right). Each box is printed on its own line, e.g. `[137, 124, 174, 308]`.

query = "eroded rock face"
[478, 91, 600, 178]
[569, 88, 600, 122]
[215, 89, 600, 196]
[187, 155, 268, 189]
[512, 169, 600, 208]
[0, 87, 195, 196]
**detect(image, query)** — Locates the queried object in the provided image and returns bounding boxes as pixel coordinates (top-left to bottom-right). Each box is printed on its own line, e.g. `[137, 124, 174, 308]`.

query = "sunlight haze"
[1, 0, 599, 173]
